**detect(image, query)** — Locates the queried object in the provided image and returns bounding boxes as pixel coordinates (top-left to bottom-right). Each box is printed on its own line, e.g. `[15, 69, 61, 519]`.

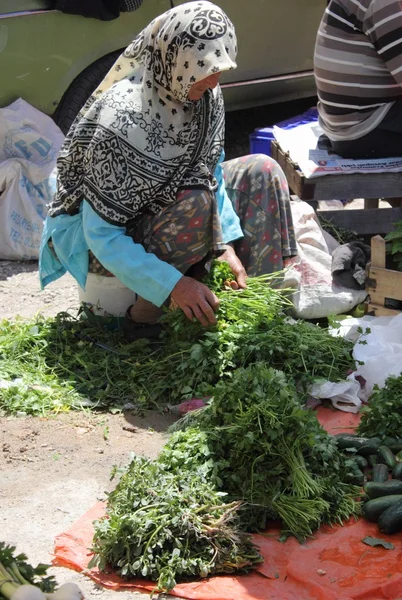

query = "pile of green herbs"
[90, 364, 361, 591]
[357, 373, 402, 439]
[90, 454, 262, 592]
[1, 262, 355, 416]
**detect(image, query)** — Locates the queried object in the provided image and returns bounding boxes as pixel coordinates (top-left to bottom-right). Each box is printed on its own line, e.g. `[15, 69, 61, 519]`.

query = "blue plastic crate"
[249, 107, 318, 157]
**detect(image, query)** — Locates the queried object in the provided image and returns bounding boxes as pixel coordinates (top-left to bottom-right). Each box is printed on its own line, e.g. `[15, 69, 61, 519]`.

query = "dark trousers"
[328, 99, 402, 159]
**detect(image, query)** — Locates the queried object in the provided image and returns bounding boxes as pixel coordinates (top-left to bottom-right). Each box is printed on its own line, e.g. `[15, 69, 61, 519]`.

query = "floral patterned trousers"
[89, 154, 297, 281]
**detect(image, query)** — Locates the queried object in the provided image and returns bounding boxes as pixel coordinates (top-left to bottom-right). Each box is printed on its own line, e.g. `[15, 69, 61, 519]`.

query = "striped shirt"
[314, 0, 402, 141]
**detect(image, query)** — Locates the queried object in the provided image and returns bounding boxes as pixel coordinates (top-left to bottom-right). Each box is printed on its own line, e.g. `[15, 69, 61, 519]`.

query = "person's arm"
[82, 201, 220, 324]
[364, 2, 402, 85]
[214, 151, 243, 244]
[82, 200, 182, 307]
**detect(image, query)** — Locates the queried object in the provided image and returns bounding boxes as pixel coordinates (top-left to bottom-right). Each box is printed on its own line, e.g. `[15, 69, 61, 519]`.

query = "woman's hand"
[218, 244, 247, 289]
[171, 276, 220, 326]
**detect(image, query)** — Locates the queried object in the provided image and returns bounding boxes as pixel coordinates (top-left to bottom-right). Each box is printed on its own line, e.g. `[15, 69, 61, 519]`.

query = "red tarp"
[53, 408, 402, 599]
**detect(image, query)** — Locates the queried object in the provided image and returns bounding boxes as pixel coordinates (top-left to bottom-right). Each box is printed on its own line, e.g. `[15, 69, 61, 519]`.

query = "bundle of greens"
[166, 262, 292, 336]
[357, 373, 402, 439]
[0, 314, 135, 415]
[0, 261, 355, 417]
[90, 365, 361, 591]
[165, 365, 361, 535]
[0, 542, 56, 599]
[89, 455, 262, 592]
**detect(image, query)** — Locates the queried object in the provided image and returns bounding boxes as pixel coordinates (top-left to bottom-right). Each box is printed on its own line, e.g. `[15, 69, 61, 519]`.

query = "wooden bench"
[271, 140, 402, 235]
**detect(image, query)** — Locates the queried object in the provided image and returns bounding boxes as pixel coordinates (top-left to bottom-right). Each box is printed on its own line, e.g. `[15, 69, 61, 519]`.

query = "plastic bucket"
[77, 273, 137, 317]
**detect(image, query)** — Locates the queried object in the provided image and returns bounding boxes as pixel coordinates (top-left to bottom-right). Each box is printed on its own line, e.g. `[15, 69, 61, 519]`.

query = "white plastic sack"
[331, 312, 402, 401]
[309, 378, 362, 414]
[284, 200, 367, 319]
[0, 99, 64, 260]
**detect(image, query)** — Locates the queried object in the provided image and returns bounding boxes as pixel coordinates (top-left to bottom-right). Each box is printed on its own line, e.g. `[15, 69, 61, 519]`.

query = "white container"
[78, 273, 137, 317]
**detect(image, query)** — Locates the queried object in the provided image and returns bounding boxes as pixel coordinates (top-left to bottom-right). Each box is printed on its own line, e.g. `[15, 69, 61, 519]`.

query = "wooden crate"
[270, 140, 402, 235]
[365, 235, 402, 316]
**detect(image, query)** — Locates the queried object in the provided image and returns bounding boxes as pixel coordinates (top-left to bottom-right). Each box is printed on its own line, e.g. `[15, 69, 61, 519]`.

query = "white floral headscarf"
[50, 1, 237, 225]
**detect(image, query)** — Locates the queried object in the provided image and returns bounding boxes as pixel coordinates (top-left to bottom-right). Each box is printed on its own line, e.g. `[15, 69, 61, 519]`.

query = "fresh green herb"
[357, 374, 402, 439]
[89, 455, 262, 592]
[91, 364, 361, 591]
[171, 365, 361, 536]
[0, 262, 354, 417]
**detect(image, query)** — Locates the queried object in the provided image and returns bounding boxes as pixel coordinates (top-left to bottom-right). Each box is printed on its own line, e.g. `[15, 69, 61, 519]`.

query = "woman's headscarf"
[49, 1, 237, 225]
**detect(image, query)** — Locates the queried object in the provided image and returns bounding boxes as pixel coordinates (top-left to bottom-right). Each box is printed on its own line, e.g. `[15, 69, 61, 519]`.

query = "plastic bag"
[309, 378, 362, 413]
[0, 99, 64, 259]
[284, 201, 367, 319]
[331, 312, 402, 400]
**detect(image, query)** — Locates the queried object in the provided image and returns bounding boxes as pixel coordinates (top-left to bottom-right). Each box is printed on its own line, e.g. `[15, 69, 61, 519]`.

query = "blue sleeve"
[82, 201, 183, 307]
[214, 150, 243, 244]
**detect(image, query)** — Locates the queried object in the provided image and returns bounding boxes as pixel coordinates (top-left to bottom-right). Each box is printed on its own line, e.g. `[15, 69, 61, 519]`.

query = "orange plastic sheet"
[54, 408, 402, 600]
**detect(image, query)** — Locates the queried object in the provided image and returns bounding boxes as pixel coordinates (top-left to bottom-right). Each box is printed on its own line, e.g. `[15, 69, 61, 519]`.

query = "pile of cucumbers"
[335, 434, 402, 534]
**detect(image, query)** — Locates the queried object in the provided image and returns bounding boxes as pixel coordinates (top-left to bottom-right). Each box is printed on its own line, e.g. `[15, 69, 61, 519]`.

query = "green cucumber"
[354, 455, 368, 470]
[346, 465, 365, 485]
[377, 446, 396, 470]
[392, 463, 402, 480]
[378, 499, 402, 534]
[372, 464, 389, 483]
[383, 437, 402, 453]
[396, 450, 402, 463]
[335, 435, 381, 456]
[362, 495, 402, 523]
[364, 480, 402, 499]
[353, 468, 365, 486]
[368, 454, 378, 468]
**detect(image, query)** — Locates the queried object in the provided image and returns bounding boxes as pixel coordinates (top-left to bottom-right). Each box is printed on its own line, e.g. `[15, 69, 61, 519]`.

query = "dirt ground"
[0, 261, 176, 599]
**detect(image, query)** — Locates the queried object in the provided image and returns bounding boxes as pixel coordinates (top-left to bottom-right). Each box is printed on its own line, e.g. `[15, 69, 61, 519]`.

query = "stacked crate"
[366, 236, 402, 316]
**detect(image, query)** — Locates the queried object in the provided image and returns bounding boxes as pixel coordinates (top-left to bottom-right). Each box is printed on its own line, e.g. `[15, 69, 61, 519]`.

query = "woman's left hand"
[218, 244, 247, 289]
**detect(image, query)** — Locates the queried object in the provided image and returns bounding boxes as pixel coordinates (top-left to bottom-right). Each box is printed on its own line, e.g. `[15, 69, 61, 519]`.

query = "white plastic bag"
[309, 378, 362, 413]
[331, 312, 402, 401]
[284, 201, 367, 318]
[0, 99, 64, 259]
[352, 312, 402, 399]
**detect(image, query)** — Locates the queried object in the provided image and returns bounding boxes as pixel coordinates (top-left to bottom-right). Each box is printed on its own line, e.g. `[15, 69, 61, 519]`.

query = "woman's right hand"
[171, 276, 220, 326]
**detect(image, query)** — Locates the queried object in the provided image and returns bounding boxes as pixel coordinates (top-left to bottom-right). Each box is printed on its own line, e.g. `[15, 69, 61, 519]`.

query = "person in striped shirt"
[314, 0, 402, 158]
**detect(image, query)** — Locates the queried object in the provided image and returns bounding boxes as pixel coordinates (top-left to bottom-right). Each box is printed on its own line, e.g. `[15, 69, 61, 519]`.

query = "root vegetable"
[10, 585, 47, 600]
[46, 583, 84, 600]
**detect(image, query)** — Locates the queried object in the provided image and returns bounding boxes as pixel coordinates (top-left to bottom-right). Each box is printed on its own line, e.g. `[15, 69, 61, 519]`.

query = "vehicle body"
[0, 0, 325, 132]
